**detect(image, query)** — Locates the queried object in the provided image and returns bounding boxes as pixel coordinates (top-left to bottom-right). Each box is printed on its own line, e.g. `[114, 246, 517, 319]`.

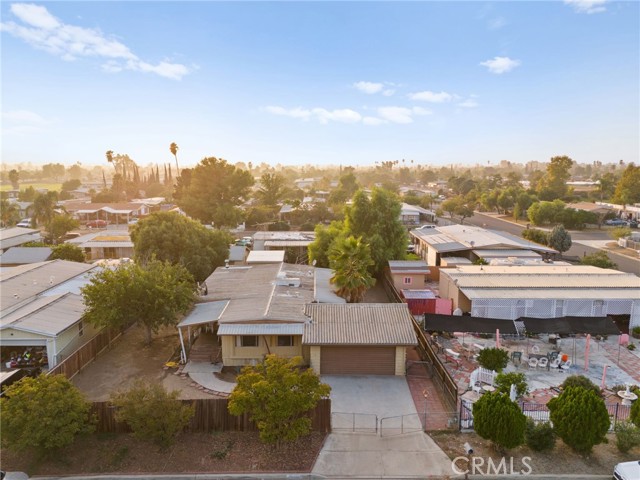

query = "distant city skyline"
[1, 1, 638, 168]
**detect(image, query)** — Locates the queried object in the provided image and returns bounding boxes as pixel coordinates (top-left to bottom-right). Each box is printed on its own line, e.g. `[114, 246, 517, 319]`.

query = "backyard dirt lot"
[431, 431, 639, 475]
[71, 323, 213, 401]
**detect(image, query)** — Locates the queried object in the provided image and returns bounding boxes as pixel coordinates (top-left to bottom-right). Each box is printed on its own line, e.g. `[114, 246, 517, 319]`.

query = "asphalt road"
[456, 212, 640, 276]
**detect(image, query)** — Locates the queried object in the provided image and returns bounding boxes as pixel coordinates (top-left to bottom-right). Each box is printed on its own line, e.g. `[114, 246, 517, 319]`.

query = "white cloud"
[488, 17, 508, 29]
[353, 81, 384, 94]
[377, 107, 415, 124]
[382, 89, 395, 97]
[1, 3, 191, 80]
[264, 106, 312, 120]
[3, 109, 47, 124]
[564, 0, 608, 14]
[408, 90, 453, 103]
[458, 99, 479, 108]
[363, 116, 385, 126]
[312, 108, 362, 124]
[412, 106, 432, 116]
[2, 109, 49, 136]
[480, 56, 521, 74]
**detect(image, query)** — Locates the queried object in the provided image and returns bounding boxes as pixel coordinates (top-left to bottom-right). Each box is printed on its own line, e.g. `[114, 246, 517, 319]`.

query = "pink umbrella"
[601, 365, 608, 390]
[496, 328, 501, 349]
[584, 334, 591, 371]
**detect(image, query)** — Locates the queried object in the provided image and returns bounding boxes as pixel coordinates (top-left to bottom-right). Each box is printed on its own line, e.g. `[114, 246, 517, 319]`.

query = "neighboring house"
[66, 230, 133, 260]
[246, 250, 285, 264]
[410, 224, 558, 279]
[0, 260, 102, 369]
[596, 202, 640, 222]
[228, 245, 248, 265]
[387, 260, 430, 291]
[0, 247, 52, 266]
[6, 200, 33, 218]
[0, 227, 42, 253]
[400, 203, 436, 226]
[63, 201, 152, 225]
[252, 230, 315, 253]
[294, 178, 317, 189]
[304, 303, 418, 376]
[438, 265, 640, 328]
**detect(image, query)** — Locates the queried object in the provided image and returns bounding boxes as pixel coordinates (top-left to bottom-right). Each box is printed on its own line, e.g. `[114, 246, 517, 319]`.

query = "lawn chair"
[560, 359, 572, 372]
[510, 351, 523, 365]
[549, 358, 561, 371]
[528, 358, 538, 369]
[538, 357, 549, 370]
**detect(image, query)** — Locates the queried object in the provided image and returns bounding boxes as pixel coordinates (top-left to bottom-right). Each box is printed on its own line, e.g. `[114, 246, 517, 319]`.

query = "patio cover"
[519, 316, 620, 335]
[423, 313, 518, 334]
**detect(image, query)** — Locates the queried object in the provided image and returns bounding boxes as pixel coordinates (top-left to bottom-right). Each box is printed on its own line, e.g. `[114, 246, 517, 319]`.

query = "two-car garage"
[304, 304, 418, 376]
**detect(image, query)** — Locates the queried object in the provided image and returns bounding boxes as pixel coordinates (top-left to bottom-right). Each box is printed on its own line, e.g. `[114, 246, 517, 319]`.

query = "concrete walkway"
[182, 361, 235, 395]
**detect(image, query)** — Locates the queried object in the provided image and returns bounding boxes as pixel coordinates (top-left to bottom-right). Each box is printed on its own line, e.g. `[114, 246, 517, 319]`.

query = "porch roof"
[178, 301, 229, 328]
[217, 323, 305, 336]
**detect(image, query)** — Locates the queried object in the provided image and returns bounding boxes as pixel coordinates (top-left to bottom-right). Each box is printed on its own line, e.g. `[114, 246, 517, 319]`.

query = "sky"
[1, 1, 639, 169]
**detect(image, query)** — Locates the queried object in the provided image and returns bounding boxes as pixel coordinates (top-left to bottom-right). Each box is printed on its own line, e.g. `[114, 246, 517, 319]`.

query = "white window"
[403, 277, 412, 285]
[236, 336, 259, 347]
[277, 336, 294, 347]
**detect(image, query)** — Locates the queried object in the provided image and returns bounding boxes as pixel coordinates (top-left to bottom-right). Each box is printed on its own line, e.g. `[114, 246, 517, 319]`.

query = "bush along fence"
[460, 399, 630, 432]
[92, 398, 332, 434]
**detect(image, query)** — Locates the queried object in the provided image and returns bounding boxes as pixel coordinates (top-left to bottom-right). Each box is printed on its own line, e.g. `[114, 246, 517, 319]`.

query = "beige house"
[304, 303, 418, 376]
[387, 260, 430, 291]
[66, 230, 134, 260]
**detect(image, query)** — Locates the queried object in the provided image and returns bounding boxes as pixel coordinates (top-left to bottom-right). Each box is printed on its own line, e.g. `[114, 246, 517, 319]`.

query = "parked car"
[628, 220, 638, 229]
[86, 219, 108, 228]
[605, 218, 628, 227]
[16, 218, 32, 228]
[128, 218, 139, 225]
[417, 224, 437, 230]
[241, 236, 253, 247]
[614, 460, 640, 480]
[406, 243, 416, 253]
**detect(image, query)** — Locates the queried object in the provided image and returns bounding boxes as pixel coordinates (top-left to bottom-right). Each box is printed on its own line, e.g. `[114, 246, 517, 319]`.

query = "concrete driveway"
[313, 375, 453, 478]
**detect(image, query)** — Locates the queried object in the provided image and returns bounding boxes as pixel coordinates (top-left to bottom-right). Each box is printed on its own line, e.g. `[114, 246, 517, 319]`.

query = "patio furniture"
[482, 385, 496, 394]
[445, 348, 460, 361]
[528, 358, 538, 369]
[560, 359, 572, 371]
[547, 351, 559, 362]
[538, 357, 549, 370]
[511, 351, 523, 364]
[549, 358, 561, 370]
[531, 345, 540, 354]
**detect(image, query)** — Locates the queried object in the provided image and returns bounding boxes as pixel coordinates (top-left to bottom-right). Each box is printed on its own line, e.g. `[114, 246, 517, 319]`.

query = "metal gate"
[331, 412, 378, 434]
[379, 413, 423, 436]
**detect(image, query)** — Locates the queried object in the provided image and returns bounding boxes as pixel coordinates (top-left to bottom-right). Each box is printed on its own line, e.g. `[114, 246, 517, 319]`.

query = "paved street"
[460, 212, 639, 275]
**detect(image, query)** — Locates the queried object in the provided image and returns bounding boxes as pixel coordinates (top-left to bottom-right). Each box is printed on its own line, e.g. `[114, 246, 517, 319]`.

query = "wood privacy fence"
[91, 398, 332, 434]
[48, 325, 128, 379]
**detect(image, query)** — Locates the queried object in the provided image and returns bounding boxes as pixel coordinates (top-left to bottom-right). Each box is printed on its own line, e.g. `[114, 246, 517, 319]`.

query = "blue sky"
[1, 1, 638, 168]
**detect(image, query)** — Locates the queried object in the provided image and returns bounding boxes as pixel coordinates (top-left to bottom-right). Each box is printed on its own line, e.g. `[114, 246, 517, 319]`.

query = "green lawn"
[0, 183, 62, 192]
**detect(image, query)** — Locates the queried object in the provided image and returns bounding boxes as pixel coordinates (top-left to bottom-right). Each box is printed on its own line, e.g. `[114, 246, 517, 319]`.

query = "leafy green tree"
[441, 197, 459, 219]
[631, 396, 640, 427]
[548, 386, 610, 455]
[537, 155, 574, 200]
[473, 392, 526, 451]
[51, 243, 85, 262]
[522, 228, 549, 246]
[111, 380, 194, 447]
[0, 199, 20, 226]
[48, 214, 80, 244]
[81, 259, 195, 344]
[41, 162, 66, 180]
[525, 419, 556, 452]
[613, 163, 640, 205]
[548, 225, 572, 256]
[228, 355, 331, 445]
[477, 348, 509, 372]
[580, 251, 617, 270]
[173, 157, 254, 227]
[61, 179, 82, 192]
[560, 375, 601, 396]
[0, 374, 94, 454]
[29, 191, 59, 230]
[19, 185, 37, 202]
[130, 211, 231, 283]
[344, 188, 407, 274]
[527, 200, 565, 225]
[8, 169, 19, 189]
[255, 173, 290, 206]
[514, 192, 536, 221]
[329, 236, 376, 303]
[308, 221, 345, 268]
[495, 372, 528, 397]
[615, 422, 640, 453]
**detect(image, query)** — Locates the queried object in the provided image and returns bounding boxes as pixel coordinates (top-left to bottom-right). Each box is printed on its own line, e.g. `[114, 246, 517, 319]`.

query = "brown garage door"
[320, 346, 396, 375]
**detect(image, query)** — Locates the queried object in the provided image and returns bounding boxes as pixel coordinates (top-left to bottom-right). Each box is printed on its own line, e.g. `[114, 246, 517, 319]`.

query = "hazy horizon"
[2, 1, 639, 168]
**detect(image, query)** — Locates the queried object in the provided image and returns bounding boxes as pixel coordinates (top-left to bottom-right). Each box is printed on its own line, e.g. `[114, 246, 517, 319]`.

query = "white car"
[614, 460, 640, 480]
[16, 218, 32, 228]
[417, 224, 436, 230]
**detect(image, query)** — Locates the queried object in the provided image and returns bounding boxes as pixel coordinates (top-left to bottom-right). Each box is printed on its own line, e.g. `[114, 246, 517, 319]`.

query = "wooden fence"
[91, 398, 332, 433]
[48, 325, 128, 379]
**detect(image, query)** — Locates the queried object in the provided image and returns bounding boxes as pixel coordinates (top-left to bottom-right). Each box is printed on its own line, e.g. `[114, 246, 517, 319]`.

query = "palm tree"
[29, 192, 58, 233]
[106, 150, 115, 170]
[329, 236, 376, 303]
[0, 199, 20, 227]
[170, 142, 180, 173]
[255, 173, 290, 206]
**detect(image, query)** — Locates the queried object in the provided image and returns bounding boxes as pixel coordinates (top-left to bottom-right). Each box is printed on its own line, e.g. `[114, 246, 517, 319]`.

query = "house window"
[403, 277, 412, 285]
[237, 336, 259, 347]
[78, 321, 84, 337]
[277, 335, 294, 347]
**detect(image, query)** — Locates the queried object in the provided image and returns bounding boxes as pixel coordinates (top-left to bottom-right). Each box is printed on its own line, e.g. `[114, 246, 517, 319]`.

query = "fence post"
[614, 403, 619, 430]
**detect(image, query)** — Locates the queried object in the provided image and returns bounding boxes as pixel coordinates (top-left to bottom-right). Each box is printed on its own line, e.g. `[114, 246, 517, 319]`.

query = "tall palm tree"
[106, 150, 115, 170]
[29, 192, 58, 233]
[329, 236, 376, 303]
[170, 142, 180, 173]
[0, 199, 20, 227]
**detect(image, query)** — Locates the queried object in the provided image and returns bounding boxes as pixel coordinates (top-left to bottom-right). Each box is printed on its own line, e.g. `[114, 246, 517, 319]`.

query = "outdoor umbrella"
[584, 334, 591, 371]
[496, 328, 501, 349]
[510, 384, 517, 402]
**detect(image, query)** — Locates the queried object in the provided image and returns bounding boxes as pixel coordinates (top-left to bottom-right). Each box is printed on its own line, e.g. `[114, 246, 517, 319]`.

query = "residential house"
[66, 230, 133, 260]
[400, 203, 436, 226]
[0, 260, 102, 369]
[0, 227, 42, 253]
[246, 250, 285, 264]
[438, 265, 640, 328]
[387, 260, 430, 291]
[0, 247, 52, 266]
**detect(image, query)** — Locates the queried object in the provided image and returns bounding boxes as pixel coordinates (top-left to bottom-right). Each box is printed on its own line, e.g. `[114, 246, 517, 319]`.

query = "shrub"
[631, 395, 640, 428]
[560, 375, 601, 397]
[629, 344, 637, 351]
[521, 228, 549, 246]
[477, 348, 509, 372]
[548, 386, 610, 455]
[0, 374, 94, 454]
[495, 372, 528, 397]
[111, 380, 195, 447]
[615, 422, 640, 453]
[609, 226, 631, 240]
[525, 419, 556, 452]
[632, 327, 640, 339]
[580, 251, 618, 270]
[473, 393, 527, 452]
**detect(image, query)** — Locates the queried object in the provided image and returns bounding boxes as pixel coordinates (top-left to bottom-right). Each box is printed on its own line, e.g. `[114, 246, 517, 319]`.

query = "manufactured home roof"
[0, 227, 42, 250]
[462, 288, 639, 300]
[472, 249, 541, 259]
[0, 247, 52, 265]
[218, 323, 304, 336]
[0, 292, 84, 336]
[264, 240, 314, 248]
[388, 260, 430, 274]
[178, 301, 229, 328]
[303, 303, 418, 346]
[314, 268, 346, 304]
[247, 250, 285, 264]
